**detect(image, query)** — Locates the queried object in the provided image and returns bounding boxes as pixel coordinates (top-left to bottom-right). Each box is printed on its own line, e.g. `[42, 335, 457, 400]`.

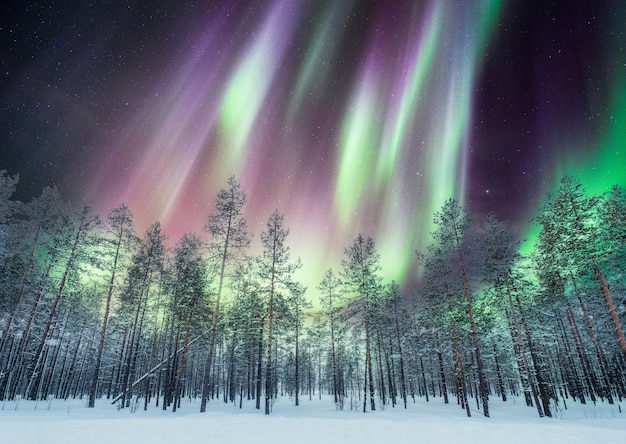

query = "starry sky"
[1, 0, 625, 291]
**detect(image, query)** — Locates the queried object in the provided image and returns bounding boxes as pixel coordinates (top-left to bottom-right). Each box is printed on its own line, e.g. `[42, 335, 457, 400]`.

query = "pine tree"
[536, 177, 626, 351]
[200, 176, 250, 412]
[229, 258, 264, 407]
[431, 199, 489, 417]
[341, 234, 383, 412]
[26, 206, 99, 400]
[169, 233, 208, 411]
[89, 204, 136, 407]
[257, 210, 301, 414]
[386, 282, 408, 408]
[318, 268, 343, 405]
[286, 281, 311, 406]
[117, 222, 166, 407]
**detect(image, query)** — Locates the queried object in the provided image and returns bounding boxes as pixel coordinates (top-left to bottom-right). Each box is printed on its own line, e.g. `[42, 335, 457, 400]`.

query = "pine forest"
[0, 172, 625, 418]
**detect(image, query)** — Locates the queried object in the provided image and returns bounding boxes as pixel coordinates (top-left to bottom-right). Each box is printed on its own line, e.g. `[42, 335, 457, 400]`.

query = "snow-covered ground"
[1, 395, 624, 444]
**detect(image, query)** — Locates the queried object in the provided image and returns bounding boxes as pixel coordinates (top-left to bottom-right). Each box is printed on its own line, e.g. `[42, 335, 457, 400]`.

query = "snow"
[1, 396, 624, 444]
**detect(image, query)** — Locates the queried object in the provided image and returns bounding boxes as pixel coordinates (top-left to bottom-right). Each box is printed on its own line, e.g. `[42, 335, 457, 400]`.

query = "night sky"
[1, 0, 625, 290]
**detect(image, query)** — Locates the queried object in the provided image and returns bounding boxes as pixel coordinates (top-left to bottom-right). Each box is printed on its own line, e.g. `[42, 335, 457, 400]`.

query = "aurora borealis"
[1, 1, 625, 290]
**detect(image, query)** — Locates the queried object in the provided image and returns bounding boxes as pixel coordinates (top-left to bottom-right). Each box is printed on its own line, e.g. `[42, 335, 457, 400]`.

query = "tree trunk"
[364, 309, 376, 412]
[451, 319, 470, 417]
[201, 225, 230, 412]
[330, 314, 339, 405]
[493, 343, 507, 402]
[419, 355, 429, 402]
[376, 330, 386, 406]
[256, 324, 263, 410]
[227, 330, 237, 403]
[265, 276, 276, 415]
[295, 319, 300, 406]
[505, 273, 548, 417]
[514, 290, 552, 417]
[384, 336, 396, 407]
[458, 252, 489, 417]
[120, 288, 145, 408]
[437, 346, 448, 404]
[556, 311, 584, 403]
[565, 303, 597, 402]
[594, 265, 626, 351]
[394, 302, 407, 408]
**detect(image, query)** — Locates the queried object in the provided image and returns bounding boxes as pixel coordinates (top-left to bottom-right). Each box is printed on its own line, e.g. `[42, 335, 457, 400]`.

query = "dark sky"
[1, 0, 624, 288]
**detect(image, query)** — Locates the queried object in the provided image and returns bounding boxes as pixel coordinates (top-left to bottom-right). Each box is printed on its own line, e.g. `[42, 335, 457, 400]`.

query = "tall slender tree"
[200, 176, 250, 412]
[257, 210, 301, 415]
[318, 268, 343, 405]
[386, 281, 408, 408]
[286, 281, 310, 406]
[169, 233, 208, 411]
[341, 234, 382, 413]
[89, 204, 136, 407]
[117, 222, 165, 407]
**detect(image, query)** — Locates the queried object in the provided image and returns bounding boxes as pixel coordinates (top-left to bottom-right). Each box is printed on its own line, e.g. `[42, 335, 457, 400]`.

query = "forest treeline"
[0, 172, 624, 417]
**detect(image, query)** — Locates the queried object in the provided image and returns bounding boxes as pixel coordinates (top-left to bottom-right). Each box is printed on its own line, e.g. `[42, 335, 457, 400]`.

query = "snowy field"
[1, 396, 625, 444]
